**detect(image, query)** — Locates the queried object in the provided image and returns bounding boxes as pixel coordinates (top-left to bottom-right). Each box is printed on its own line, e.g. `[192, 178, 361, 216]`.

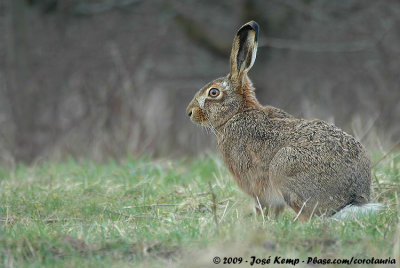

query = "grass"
[0, 151, 399, 267]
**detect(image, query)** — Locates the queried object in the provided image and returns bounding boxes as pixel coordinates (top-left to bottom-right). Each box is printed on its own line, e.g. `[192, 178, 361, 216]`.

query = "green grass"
[0, 152, 399, 267]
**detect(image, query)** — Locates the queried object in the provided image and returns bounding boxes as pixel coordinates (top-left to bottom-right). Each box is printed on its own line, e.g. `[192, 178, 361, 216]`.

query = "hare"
[186, 21, 376, 221]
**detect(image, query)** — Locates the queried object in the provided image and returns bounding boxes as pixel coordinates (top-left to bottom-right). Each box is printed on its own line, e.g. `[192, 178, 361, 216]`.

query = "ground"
[0, 152, 399, 267]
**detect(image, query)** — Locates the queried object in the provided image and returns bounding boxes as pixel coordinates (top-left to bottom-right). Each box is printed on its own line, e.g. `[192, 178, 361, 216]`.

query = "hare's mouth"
[189, 107, 209, 126]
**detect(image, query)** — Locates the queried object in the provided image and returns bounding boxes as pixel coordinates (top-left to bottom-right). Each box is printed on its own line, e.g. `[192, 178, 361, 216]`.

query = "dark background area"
[1, 0, 399, 164]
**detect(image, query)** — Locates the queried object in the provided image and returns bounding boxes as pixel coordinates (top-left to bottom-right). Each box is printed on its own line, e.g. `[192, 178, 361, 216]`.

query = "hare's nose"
[187, 110, 193, 117]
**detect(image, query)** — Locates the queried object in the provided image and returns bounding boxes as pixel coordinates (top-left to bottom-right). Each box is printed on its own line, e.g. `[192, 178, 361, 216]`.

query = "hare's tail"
[332, 203, 384, 220]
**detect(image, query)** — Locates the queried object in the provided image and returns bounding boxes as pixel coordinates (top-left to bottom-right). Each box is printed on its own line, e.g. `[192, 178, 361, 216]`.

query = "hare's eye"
[208, 88, 220, 98]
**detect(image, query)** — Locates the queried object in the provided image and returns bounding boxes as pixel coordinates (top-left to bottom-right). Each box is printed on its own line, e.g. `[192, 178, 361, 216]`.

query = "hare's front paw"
[254, 204, 285, 219]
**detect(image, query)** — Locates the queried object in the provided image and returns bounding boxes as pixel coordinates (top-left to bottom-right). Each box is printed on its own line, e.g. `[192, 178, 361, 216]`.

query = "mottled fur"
[186, 21, 371, 220]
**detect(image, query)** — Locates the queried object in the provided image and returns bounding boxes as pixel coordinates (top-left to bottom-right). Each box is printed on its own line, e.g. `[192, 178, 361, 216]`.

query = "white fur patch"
[332, 203, 384, 220]
[246, 43, 257, 71]
[197, 95, 206, 109]
[251, 45, 257, 66]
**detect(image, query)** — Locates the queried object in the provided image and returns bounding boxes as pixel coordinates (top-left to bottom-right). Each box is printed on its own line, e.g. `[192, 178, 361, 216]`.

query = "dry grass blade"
[208, 181, 219, 234]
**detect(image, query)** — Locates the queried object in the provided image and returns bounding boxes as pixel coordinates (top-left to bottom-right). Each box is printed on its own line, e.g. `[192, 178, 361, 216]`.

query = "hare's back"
[291, 119, 367, 160]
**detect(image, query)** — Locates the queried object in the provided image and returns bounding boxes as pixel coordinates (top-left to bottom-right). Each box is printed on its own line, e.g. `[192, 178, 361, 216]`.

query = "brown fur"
[186, 21, 371, 220]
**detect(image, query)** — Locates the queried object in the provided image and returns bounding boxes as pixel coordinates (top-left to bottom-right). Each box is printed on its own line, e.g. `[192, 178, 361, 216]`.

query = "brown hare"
[186, 21, 379, 221]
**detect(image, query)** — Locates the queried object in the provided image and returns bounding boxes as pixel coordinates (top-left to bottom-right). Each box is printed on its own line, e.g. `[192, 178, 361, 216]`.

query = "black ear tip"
[249, 21, 259, 41]
[238, 21, 259, 41]
[248, 21, 259, 32]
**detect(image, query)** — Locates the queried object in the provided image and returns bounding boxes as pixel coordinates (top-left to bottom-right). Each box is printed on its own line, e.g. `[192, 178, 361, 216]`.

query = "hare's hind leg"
[269, 147, 327, 221]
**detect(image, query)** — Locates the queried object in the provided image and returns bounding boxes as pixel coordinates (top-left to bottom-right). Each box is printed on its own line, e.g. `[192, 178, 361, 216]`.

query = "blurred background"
[1, 0, 399, 164]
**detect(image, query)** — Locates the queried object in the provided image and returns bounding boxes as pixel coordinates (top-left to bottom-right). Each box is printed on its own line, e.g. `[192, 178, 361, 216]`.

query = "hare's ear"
[229, 21, 259, 85]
